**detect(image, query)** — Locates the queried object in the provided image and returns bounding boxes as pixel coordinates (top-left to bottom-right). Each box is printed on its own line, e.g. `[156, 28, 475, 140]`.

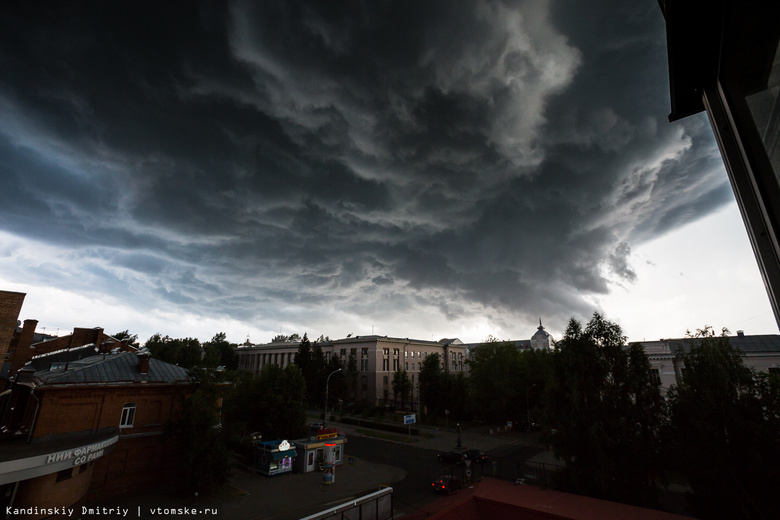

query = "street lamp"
[325, 368, 343, 415]
[526, 383, 537, 430]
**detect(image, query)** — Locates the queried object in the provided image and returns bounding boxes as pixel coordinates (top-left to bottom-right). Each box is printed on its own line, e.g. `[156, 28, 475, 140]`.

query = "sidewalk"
[314, 414, 534, 453]
[85, 418, 549, 520]
[87, 456, 406, 520]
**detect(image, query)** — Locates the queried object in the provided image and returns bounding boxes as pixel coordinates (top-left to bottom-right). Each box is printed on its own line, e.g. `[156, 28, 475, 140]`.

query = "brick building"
[0, 345, 191, 517]
[0, 290, 193, 518]
[0, 290, 26, 377]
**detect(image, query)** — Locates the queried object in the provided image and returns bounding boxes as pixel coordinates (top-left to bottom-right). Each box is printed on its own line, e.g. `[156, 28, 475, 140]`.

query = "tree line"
[446, 314, 779, 520]
[124, 320, 780, 517]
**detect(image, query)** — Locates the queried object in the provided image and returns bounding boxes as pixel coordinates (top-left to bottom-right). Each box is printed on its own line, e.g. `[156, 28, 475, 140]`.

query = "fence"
[484, 455, 565, 488]
[299, 486, 394, 520]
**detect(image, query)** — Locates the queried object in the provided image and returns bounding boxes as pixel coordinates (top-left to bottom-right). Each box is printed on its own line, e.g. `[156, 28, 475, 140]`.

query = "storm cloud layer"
[0, 1, 732, 340]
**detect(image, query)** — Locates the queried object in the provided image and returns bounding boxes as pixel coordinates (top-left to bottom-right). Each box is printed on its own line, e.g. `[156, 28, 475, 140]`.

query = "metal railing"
[299, 486, 394, 520]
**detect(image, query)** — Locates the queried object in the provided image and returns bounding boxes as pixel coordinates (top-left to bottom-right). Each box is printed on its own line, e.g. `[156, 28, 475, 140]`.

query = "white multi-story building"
[634, 330, 780, 391]
[236, 335, 468, 405]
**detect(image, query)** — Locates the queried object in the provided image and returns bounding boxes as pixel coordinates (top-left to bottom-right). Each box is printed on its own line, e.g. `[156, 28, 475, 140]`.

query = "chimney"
[137, 348, 151, 374]
[10, 319, 39, 375]
[737, 330, 745, 337]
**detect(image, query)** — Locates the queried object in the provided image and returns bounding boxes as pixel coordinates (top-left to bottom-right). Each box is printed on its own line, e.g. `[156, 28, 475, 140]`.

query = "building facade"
[1, 335, 191, 517]
[237, 335, 468, 406]
[635, 331, 780, 391]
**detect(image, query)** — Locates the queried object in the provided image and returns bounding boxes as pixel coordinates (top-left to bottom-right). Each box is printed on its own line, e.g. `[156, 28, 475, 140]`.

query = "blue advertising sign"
[404, 414, 416, 425]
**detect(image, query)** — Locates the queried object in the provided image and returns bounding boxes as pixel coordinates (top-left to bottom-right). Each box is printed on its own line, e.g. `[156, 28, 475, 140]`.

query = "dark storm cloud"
[0, 0, 731, 334]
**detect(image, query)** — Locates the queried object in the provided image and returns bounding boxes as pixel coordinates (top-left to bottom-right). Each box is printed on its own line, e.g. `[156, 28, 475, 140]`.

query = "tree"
[294, 333, 312, 378]
[419, 353, 444, 416]
[392, 369, 412, 409]
[346, 350, 359, 403]
[144, 334, 202, 368]
[544, 313, 664, 506]
[112, 330, 139, 348]
[201, 332, 237, 370]
[175, 368, 230, 494]
[468, 338, 523, 422]
[325, 355, 346, 413]
[666, 327, 780, 519]
[223, 364, 307, 441]
[309, 338, 327, 406]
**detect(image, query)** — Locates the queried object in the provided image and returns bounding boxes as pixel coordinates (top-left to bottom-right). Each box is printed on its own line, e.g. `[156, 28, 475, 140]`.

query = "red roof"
[406, 478, 698, 520]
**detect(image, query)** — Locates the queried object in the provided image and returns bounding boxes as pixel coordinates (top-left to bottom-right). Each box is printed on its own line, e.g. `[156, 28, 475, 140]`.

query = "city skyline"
[1, 1, 777, 346]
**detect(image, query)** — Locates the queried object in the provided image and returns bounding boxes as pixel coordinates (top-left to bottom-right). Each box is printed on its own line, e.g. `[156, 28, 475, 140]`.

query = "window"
[56, 468, 73, 482]
[383, 375, 388, 385]
[651, 369, 661, 386]
[120, 403, 136, 428]
[411, 363, 415, 371]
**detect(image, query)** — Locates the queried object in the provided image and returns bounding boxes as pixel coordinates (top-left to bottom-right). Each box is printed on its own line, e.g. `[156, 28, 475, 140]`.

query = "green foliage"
[223, 364, 307, 441]
[346, 350, 359, 402]
[144, 334, 202, 369]
[391, 369, 411, 408]
[468, 338, 523, 421]
[175, 369, 230, 494]
[419, 353, 444, 415]
[666, 329, 780, 519]
[325, 355, 346, 411]
[545, 313, 663, 506]
[201, 332, 238, 370]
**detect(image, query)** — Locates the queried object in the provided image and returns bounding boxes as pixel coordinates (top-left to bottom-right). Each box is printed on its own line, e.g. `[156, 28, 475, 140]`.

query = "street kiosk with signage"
[255, 439, 297, 476]
[294, 427, 348, 474]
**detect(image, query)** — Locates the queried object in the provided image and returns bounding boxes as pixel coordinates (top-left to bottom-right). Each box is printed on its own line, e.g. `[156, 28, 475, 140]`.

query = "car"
[515, 420, 541, 432]
[309, 422, 326, 431]
[437, 451, 467, 464]
[465, 449, 488, 463]
[431, 475, 463, 495]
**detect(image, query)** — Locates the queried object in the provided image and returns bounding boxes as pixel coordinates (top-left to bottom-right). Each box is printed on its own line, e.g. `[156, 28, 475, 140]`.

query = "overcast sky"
[1, 1, 777, 346]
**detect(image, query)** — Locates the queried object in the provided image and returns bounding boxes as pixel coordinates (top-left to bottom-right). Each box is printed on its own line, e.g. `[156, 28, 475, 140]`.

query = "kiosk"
[255, 440, 297, 476]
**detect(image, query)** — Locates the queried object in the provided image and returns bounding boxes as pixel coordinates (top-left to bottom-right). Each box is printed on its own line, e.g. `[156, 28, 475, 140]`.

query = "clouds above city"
[0, 1, 761, 343]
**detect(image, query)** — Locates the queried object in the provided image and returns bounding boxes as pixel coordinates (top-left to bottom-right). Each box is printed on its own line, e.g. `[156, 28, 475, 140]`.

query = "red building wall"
[0, 290, 25, 364]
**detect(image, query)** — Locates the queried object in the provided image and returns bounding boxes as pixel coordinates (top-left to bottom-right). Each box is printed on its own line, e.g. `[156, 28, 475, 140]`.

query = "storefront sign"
[316, 428, 339, 440]
[45, 437, 118, 466]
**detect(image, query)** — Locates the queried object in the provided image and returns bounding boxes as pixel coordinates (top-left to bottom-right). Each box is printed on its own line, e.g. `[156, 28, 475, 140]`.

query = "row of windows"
[239, 347, 467, 373]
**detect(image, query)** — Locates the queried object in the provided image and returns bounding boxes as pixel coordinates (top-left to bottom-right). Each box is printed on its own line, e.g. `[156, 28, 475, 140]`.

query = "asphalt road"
[345, 436, 443, 515]
[345, 434, 549, 515]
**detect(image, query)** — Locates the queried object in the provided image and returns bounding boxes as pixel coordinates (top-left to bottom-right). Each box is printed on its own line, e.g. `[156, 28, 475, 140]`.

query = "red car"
[432, 475, 463, 495]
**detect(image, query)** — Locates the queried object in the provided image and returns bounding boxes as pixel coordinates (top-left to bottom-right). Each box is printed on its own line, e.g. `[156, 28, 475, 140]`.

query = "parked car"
[465, 449, 488, 463]
[309, 422, 326, 431]
[437, 451, 467, 464]
[515, 420, 541, 432]
[431, 475, 462, 495]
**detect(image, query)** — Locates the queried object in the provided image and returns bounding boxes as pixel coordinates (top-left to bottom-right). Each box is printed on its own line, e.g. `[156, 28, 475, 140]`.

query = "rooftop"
[22, 350, 190, 386]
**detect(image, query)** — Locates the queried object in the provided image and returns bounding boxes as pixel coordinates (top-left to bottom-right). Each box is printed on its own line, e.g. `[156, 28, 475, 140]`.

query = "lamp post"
[526, 382, 537, 430]
[456, 422, 462, 449]
[325, 368, 343, 415]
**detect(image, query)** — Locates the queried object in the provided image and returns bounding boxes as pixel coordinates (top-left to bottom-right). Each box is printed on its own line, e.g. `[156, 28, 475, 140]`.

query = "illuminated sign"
[278, 440, 290, 451]
[316, 428, 339, 440]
